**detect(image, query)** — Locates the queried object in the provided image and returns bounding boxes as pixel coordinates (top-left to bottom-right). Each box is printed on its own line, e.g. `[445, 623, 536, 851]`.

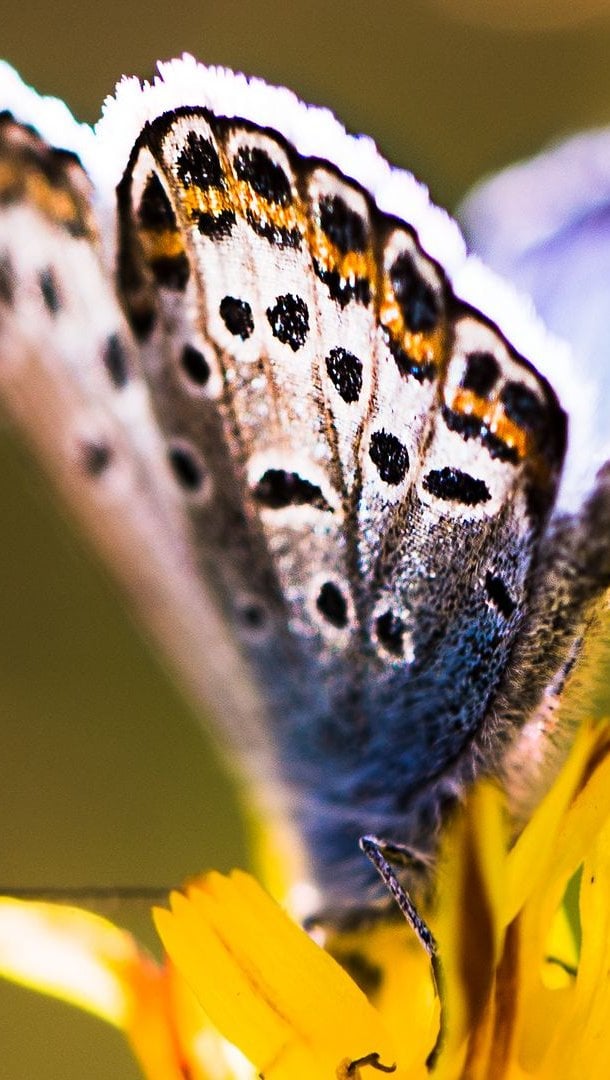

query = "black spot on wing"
[316, 581, 348, 629]
[318, 194, 367, 254]
[220, 296, 254, 340]
[369, 431, 409, 485]
[176, 131, 224, 190]
[39, 267, 60, 314]
[244, 210, 300, 249]
[236, 601, 267, 632]
[325, 347, 363, 403]
[375, 611, 406, 657]
[423, 466, 491, 506]
[266, 293, 309, 351]
[102, 334, 129, 389]
[138, 173, 176, 230]
[389, 251, 440, 333]
[253, 469, 332, 511]
[150, 253, 190, 290]
[0, 252, 13, 304]
[500, 381, 548, 442]
[313, 261, 370, 308]
[233, 146, 292, 206]
[484, 571, 517, 618]
[181, 343, 211, 386]
[168, 443, 205, 492]
[384, 330, 435, 383]
[461, 351, 500, 398]
[442, 406, 519, 464]
[129, 306, 156, 341]
[80, 440, 113, 477]
[195, 209, 236, 239]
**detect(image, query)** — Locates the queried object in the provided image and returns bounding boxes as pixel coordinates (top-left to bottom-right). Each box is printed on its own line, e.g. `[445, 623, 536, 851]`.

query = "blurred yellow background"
[2, 1, 610, 1076]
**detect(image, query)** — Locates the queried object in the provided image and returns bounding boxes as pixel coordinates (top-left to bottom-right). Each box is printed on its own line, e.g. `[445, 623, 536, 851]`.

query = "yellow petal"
[542, 900, 579, 989]
[433, 784, 502, 1075]
[563, 812, 610, 1074]
[469, 782, 509, 963]
[155, 871, 397, 1079]
[546, 730, 610, 890]
[327, 921, 437, 1077]
[0, 898, 187, 1080]
[166, 963, 243, 1080]
[503, 726, 594, 927]
[0, 897, 136, 1025]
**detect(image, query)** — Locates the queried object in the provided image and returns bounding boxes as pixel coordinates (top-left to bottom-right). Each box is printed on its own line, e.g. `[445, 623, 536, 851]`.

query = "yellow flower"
[431, 721, 610, 1079]
[0, 720, 609, 1079]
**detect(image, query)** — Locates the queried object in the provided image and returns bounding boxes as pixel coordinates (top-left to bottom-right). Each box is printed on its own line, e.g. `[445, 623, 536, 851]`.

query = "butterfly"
[1, 54, 609, 931]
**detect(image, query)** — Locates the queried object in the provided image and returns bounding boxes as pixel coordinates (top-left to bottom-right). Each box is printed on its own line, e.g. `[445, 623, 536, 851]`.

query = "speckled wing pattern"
[1, 58, 608, 918]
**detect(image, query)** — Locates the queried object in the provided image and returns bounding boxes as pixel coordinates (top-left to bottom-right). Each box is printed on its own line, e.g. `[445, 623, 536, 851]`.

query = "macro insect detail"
[1, 55, 610, 930]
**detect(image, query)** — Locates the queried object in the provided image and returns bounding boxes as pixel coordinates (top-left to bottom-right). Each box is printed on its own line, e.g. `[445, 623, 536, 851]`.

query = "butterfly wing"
[0, 68, 270, 780]
[103, 60, 568, 908]
[460, 127, 610, 508]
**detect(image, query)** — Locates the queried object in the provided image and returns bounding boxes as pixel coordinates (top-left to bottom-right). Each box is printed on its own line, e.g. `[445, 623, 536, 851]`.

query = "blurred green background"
[2, 1, 610, 1076]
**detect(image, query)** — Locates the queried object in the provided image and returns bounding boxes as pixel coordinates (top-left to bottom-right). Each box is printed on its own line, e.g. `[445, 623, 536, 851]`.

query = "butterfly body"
[1, 57, 609, 918]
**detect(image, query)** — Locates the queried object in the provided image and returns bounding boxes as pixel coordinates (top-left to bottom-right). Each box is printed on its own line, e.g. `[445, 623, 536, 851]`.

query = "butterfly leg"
[346, 1050, 397, 1074]
[360, 835, 444, 1068]
[359, 836, 436, 956]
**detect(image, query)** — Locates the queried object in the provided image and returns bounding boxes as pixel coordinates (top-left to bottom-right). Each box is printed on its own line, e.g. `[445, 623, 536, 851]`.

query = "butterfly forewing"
[0, 105, 270, 765]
